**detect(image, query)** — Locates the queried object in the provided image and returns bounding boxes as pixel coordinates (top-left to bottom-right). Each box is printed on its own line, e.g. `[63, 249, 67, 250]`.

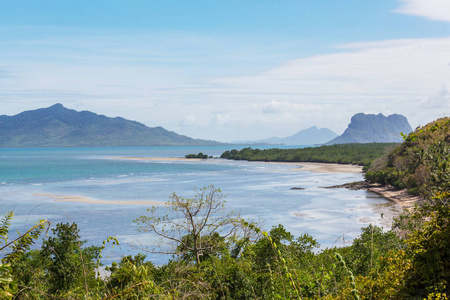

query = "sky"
[1, 0, 450, 142]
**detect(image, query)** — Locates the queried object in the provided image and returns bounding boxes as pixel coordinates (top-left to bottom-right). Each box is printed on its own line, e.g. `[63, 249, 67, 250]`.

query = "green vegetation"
[185, 152, 210, 159]
[1, 118, 448, 299]
[366, 117, 450, 195]
[2, 191, 449, 298]
[221, 143, 395, 167]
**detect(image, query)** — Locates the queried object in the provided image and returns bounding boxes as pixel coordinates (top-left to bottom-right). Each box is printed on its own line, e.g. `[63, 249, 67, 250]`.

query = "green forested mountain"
[0, 104, 221, 147]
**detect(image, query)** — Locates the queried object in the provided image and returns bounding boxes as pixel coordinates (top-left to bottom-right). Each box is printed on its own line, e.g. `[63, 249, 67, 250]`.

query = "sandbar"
[33, 193, 165, 206]
[108, 157, 363, 174]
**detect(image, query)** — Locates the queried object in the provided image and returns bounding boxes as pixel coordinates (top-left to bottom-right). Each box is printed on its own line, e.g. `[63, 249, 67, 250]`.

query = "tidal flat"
[0, 146, 400, 264]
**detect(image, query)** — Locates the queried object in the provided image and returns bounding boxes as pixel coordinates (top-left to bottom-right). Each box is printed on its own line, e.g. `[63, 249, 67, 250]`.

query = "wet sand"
[33, 193, 165, 206]
[322, 181, 423, 209]
[367, 185, 423, 209]
[288, 162, 362, 173]
[110, 157, 363, 174]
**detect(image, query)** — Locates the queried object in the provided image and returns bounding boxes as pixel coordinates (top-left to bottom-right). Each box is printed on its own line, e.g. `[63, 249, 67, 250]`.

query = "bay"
[0, 146, 399, 264]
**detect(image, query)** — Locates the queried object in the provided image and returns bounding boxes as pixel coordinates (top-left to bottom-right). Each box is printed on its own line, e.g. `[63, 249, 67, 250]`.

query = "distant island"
[0, 104, 221, 147]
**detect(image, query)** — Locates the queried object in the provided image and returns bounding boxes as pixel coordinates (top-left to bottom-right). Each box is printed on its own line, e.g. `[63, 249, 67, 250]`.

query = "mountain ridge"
[0, 104, 221, 147]
[234, 126, 338, 145]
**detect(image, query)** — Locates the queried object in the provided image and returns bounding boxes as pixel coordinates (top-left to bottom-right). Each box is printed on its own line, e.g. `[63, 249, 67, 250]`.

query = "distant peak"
[49, 103, 64, 109]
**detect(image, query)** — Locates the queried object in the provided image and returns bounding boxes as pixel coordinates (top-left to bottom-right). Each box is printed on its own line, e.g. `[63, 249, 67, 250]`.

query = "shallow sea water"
[0, 146, 400, 264]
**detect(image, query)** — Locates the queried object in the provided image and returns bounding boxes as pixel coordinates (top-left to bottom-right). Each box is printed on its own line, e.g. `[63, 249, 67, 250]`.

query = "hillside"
[365, 117, 450, 195]
[327, 113, 412, 144]
[254, 126, 338, 145]
[0, 104, 220, 147]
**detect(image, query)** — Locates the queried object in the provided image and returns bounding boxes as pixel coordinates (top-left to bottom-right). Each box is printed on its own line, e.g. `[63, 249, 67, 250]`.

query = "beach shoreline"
[36, 157, 417, 212]
[109, 156, 364, 174]
[322, 181, 423, 209]
[366, 185, 423, 209]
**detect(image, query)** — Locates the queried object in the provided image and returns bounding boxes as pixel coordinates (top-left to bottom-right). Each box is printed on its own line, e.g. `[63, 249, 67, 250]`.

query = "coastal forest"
[220, 143, 395, 168]
[1, 118, 449, 299]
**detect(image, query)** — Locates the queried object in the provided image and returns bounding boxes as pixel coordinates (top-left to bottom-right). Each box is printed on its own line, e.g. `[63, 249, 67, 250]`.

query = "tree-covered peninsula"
[220, 143, 395, 167]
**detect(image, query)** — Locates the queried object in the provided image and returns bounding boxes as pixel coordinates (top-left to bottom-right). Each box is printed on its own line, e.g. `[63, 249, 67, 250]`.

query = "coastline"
[39, 157, 416, 212]
[287, 162, 362, 173]
[323, 182, 423, 209]
[109, 156, 363, 174]
[366, 185, 423, 209]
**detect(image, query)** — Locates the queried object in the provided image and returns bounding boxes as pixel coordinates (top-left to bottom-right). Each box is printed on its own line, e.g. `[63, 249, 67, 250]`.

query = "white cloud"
[206, 37, 450, 134]
[394, 0, 450, 22]
[420, 84, 450, 108]
[179, 115, 196, 126]
[209, 113, 235, 126]
[2, 28, 450, 141]
[262, 100, 293, 114]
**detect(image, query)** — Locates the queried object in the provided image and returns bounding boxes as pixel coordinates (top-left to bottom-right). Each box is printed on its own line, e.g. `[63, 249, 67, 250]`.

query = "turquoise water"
[0, 146, 399, 264]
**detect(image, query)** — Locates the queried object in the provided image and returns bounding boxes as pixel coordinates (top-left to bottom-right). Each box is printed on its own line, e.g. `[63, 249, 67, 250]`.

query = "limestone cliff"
[326, 113, 412, 144]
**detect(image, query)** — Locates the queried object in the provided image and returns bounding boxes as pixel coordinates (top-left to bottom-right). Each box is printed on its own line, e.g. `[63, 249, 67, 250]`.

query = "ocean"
[0, 146, 399, 264]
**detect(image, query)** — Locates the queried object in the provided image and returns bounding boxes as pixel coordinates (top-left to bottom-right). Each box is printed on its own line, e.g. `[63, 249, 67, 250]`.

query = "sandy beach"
[323, 181, 423, 209]
[288, 162, 362, 173]
[366, 185, 423, 209]
[33, 193, 165, 206]
[110, 157, 363, 174]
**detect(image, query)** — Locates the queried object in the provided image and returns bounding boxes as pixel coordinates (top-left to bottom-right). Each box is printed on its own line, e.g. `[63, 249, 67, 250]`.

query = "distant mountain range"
[0, 104, 220, 147]
[238, 126, 338, 145]
[0, 104, 414, 148]
[326, 113, 412, 145]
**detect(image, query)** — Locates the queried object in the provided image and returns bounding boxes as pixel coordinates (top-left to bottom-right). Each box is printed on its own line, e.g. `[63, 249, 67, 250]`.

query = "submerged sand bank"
[109, 157, 363, 174]
[33, 193, 165, 206]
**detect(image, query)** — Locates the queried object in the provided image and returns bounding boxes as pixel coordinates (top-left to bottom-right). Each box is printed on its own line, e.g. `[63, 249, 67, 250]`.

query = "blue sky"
[1, 0, 450, 141]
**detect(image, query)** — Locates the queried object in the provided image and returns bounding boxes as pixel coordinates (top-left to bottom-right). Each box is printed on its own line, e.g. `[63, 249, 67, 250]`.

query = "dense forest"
[220, 143, 396, 168]
[1, 119, 449, 299]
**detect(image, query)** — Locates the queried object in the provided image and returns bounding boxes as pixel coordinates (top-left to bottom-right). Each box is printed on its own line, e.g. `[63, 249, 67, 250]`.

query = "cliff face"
[326, 113, 412, 144]
[0, 104, 220, 147]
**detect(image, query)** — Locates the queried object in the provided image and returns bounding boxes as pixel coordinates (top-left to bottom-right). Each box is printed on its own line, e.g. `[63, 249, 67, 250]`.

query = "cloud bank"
[395, 0, 450, 22]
